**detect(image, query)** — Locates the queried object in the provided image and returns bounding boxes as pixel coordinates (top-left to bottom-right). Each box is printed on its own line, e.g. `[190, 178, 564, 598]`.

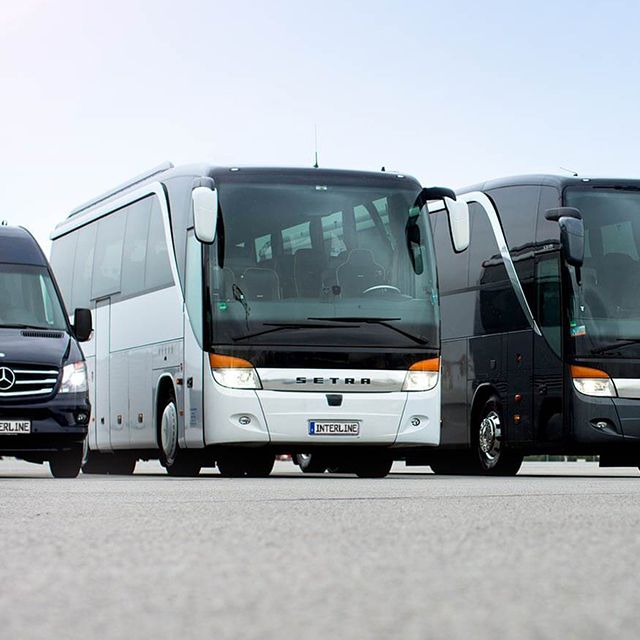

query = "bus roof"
[64, 163, 417, 222]
[458, 174, 640, 195]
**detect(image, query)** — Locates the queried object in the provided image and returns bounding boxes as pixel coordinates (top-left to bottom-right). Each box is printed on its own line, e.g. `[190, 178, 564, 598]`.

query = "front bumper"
[0, 393, 89, 454]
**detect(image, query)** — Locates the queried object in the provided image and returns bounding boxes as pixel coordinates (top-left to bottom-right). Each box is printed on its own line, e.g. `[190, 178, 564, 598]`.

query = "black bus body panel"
[432, 175, 640, 460]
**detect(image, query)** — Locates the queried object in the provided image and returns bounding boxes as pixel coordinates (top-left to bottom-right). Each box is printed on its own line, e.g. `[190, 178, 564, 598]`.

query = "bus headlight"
[60, 361, 88, 393]
[402, 358, 440, 392]
[570, 365, 617, 397]
[209, 353, 262, 390]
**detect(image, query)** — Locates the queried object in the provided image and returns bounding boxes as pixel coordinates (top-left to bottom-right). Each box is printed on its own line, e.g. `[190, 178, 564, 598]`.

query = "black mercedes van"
[0, 225, 92, 477]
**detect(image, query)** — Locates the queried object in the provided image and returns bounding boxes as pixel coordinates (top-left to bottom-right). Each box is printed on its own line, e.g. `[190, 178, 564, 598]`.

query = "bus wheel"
[294, 453, 327, 473]
[476, 396, 523, 476]
[49, 445, 83, 478]
[159, 393, 201, 477]
[354, 454, 393, 478]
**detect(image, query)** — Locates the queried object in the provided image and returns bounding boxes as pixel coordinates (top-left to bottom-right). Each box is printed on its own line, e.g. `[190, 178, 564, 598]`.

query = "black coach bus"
[407, 175, 640, 475]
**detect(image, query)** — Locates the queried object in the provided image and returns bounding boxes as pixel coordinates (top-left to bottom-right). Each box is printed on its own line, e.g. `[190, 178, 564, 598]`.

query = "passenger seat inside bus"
[294, 249, 324, 297]
[336, 249, 386, 297]
[240, 267, 281, 301]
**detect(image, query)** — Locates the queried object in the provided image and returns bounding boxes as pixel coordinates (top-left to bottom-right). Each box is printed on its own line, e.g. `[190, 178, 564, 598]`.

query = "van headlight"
[402, 358, 440, 392]
[60, 361, 88, 393]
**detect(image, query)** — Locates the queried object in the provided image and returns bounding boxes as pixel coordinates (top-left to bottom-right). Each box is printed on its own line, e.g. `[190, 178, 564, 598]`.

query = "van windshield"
[0, 264, 68, 331]
[206, 173, 439, 349]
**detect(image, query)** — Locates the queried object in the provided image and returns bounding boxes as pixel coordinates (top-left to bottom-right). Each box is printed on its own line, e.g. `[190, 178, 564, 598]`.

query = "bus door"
[182, 231, 205, 447]
[94, 298, 111, 450]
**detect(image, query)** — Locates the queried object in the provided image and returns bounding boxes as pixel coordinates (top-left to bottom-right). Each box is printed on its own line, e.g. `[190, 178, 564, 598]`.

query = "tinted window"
[468, 202, 507, 286]
[489, 186, 539, 251]
[433, 210, 468, 292]
[71, 223, 97, 310]
[144, 198, 173, 290]
[536, 255, 561, 354]
[536, 186, 561, 249]
[50, 233, 77, 309]
[121, 197, 152, 296]
[92, 209, 126, 298]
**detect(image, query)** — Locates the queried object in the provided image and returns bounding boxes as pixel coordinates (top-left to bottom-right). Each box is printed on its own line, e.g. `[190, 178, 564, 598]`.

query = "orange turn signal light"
[209, 353, 253, 369]
[409, 357, 440, 372]
[570, 365, 610, 379]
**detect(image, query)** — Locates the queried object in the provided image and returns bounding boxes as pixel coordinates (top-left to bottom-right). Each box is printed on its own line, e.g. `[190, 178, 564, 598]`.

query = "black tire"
[474, 395, 523, 476]
[49, 446, 83, 478]
[217, 450, 275, 478]
[354, 454, 393, 478]
[429, 452, 476, 475]
[159, 391, 201, 477]
[294, 453, 328, 473]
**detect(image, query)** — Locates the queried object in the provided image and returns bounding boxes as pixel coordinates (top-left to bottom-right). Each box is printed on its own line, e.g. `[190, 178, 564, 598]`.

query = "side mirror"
[559, 216, 584, 267]
[545, 207, 582, 222]
[444, 196, 470, 252]
[192, 186, 218, 244]
[73, 308, 93, 342]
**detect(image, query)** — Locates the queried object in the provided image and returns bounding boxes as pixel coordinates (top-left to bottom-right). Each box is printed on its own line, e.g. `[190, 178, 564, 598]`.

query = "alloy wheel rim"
[478, 410, 502, 467]
[161, 402, 178, 464]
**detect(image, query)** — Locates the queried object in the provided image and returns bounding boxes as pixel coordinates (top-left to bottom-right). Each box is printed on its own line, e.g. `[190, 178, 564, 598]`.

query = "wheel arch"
[469, 383, 501, 445]
[155, 374, 177, 448]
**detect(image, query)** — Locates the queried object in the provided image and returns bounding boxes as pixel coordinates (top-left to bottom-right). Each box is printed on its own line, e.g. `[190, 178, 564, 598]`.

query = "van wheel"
[49, 445, 83, 478]
[294, 453, 327, 473]
[218, 450, 275, 477]
[475, 396, 523, 476]
[354, 454, 393, 478]
[159, 393, 201, 477]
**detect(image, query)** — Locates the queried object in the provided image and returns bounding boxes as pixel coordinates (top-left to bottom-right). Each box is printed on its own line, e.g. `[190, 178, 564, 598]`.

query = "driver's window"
[536, 256, 561, 355]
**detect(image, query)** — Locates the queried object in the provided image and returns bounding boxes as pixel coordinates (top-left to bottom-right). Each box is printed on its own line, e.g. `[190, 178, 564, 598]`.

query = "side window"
[282, 221, 312, 255]
[71, 223, 97, 310]
[92, 208, 126, 299]
[432, 210, 468, 293]
[145, 198, 174, 290]
[321, 211, 346, 257]
[536, 256, 562, 355]
[468, 202, 507, 286]
[121, 197, 152, 296]
[49, 233, 78, 309]
[489, 186, 539, 251]
[254, 234, 272, 263]
[536, 186, 561, 250]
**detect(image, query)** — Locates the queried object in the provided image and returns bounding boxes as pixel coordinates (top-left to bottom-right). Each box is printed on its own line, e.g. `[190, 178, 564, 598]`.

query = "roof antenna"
[313, 125, 319, 168]
[560, 166, 579, 177]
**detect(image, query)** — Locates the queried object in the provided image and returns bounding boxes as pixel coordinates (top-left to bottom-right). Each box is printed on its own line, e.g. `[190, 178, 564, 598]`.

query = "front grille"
[20, 330, 64, 339]
[0, 364, 60, 400]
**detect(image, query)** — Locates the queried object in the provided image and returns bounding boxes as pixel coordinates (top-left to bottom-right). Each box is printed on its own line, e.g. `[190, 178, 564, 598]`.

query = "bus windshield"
[206, 173, 439, 349]
[565, 187, 640, 357]
[0, 264, 68, 331]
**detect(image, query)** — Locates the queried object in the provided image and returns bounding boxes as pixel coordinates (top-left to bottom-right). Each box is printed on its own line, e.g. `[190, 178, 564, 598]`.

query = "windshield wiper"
[591, 338, 640, 355]
[232, 322, 353, 342]
[307, 316, 430, 346]
[0, 323, 59, 330]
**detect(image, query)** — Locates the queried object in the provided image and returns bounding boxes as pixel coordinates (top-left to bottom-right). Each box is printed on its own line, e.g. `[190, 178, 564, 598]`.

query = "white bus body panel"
[202, 367, 440, 447]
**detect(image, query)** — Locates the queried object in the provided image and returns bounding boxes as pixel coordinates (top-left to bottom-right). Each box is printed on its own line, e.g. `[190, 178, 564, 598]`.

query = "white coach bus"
[50, 162, 468, 477]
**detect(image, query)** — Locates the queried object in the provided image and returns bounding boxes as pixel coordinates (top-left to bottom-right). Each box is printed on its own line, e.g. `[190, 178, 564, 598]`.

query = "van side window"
[71, 223, 97, 310]
[121, 197, 152, 296]
[145, 198, 173, 290]
[50, 233, 78, 309]
[92, 208, 127, 299]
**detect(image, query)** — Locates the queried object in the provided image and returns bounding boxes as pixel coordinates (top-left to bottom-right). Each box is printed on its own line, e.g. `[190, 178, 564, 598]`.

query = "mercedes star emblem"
[0, 367, 16, 391]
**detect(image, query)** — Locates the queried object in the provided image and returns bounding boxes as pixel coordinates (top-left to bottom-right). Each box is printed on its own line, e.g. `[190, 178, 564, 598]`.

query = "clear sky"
[1, 0, 639, 250]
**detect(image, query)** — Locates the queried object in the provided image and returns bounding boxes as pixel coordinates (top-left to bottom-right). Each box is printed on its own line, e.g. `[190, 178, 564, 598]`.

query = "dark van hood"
[0, 329, 74, 367]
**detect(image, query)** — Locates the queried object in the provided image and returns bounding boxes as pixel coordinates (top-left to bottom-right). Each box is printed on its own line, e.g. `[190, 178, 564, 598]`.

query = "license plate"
[0, 420, 31, 434]
[308, 420, 360, 436]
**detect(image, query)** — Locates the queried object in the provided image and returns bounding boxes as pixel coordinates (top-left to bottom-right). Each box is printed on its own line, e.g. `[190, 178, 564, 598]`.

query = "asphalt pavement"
[1, 459, 639, 640]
